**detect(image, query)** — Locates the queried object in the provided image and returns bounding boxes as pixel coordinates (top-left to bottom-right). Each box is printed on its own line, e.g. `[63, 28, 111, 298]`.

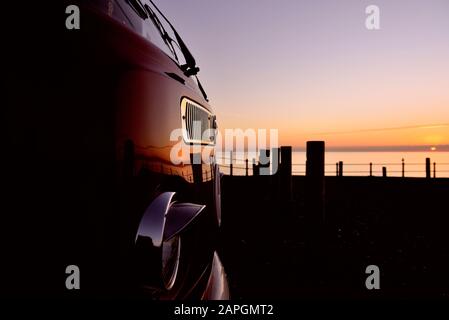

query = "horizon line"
[291, 144, 449, 152]
[308, 123, 449, 135]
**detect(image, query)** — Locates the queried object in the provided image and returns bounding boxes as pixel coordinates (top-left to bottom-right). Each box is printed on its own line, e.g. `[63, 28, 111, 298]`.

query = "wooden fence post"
[280, 146, 292, 201]
[369, 162, 373, 177]
[338, 161, 343, 177]
[402, 158, 405, 177]
[252, 158, 259, 176]
[433, 162, 436, 178]
[245, 158, 249, 176]
[229, 151, 233, 176]
[271, 147, 280, 175]
[382, 166, 387, 177]
[306, 141, 325, 223]
[426, 158, 431, 179]
[271, 147, 281, 200]
[259, 149, 270, 175]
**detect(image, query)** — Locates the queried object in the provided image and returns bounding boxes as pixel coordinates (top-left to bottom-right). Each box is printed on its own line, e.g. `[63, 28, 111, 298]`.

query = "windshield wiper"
[143, 4, 179, 62]
[126, 0, 208, 100]
[148, 0, 200, 77]
[195, 75, 208, 102]
[125, 0, 179, 63]
[125, 0, 147, 19]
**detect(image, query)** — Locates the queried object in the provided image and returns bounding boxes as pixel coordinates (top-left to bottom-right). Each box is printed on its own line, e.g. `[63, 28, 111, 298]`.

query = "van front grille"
[181, 98, 215, 145]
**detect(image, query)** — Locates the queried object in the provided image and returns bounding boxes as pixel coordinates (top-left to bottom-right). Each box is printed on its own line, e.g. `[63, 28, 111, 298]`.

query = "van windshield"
[124, 0, 207, 100]
[125, 1, 196, 72]
[143, 1, 183, 65]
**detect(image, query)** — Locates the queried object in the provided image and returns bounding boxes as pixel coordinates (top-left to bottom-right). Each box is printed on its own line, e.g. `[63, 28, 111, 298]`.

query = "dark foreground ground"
[219, 175, 449, 300]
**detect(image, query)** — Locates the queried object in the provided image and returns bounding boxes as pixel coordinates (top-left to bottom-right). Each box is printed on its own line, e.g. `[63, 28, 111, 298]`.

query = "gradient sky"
[157, 0, 449, 148]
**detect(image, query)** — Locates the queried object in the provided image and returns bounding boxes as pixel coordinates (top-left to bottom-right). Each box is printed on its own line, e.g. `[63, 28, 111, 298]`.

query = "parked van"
[2, 0, 228, 299]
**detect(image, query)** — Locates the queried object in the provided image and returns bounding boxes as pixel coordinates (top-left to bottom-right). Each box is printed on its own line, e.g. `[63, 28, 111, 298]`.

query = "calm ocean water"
[219, 151, 449, 177]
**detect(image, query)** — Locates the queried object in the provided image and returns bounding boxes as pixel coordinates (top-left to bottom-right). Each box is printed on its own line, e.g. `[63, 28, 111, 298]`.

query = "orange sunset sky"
[161, 0, 449, 149]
